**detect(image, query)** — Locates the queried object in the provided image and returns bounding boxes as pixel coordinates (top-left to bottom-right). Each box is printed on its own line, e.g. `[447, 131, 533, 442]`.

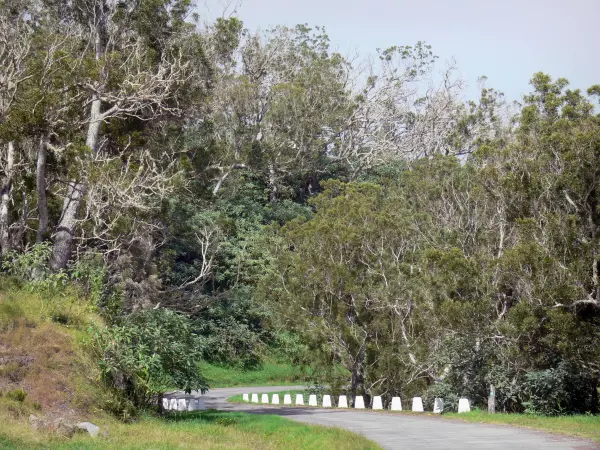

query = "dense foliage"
[265, 76, 600, 413]
[94, 309, 206, 415]
[0, 0, 598, 416]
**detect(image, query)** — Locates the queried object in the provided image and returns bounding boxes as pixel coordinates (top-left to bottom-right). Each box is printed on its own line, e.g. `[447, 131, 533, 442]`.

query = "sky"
[199, 0, 600, 102]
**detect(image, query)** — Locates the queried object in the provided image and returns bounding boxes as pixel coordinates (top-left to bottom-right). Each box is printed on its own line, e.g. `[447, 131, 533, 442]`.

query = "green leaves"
[95, 308, 207, 411]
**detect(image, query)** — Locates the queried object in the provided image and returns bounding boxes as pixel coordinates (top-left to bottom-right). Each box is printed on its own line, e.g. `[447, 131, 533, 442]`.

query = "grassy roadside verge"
[0, 410, 381, 450]
[201, 361, 305, 388]
[443, 410, 600, 444]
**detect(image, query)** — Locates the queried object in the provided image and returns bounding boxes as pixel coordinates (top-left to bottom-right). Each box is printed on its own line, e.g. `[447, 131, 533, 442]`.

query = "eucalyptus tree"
[0, 1, 34, 254]
[27, 0, 212, 270]
[335, 45, 507, 178]
[208, 24, 352, 200]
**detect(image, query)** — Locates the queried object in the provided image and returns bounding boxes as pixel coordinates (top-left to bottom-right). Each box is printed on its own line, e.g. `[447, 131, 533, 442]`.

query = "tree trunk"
[36, 136, 48, 243]
[349, 340, 366, 405]
[0, 141, 15, 256]
[49, 97, 101, 270]
[488, 384, 496, 414]
[50, 19, 104, 270]
[268, 162, 277, 203]
[12, 189, 28, 251]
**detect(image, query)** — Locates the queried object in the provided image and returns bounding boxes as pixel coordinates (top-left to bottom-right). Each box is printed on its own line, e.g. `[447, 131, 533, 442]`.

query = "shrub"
[5, 388, 27, 402]
[423, 382, 460, 412]
[2, 243, 68, 290]
[522, 361, 599, 415]
[93, 308, 207, 414]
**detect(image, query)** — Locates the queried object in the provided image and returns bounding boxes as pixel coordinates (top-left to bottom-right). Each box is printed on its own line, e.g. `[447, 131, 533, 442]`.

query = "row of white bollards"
[162, 397, 206, 412]
[243, 393, 472, 414]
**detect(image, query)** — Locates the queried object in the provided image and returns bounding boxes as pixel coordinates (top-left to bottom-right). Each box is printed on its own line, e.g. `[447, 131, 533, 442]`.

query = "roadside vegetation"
[201, 361, 305, 388]
[444, 411, 600, 444]
[0, 281, 378, 449]
[228, 390, 306, 404]
[0, 411, 380, 450]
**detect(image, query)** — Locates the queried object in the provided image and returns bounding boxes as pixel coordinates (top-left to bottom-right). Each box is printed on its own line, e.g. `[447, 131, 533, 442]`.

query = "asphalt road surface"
[166, 386, 599, 449]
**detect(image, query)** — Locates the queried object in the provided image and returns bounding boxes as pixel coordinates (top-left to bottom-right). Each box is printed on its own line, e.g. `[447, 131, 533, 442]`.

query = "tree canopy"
[0, 0, 598, 415]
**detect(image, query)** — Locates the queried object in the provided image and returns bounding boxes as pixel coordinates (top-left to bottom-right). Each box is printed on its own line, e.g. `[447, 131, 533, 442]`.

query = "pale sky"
[200, 0, 599, 102]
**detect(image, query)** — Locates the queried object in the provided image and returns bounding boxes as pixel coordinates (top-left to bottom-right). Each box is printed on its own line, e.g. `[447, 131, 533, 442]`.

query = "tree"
[42, 0, 209, 270]
[207, 24, 351, 200]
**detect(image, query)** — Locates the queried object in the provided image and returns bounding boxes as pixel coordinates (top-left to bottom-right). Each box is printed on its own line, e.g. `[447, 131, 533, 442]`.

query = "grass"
[201, 360, 305, 388]
[0, 280, 108, 420]
[444, 410, 600, 443]
[228, 389, 306, 404]
[0, 410, 381, 449]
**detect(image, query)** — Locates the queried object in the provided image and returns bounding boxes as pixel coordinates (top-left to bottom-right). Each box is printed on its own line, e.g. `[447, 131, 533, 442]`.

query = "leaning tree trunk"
[36, 136, 48, 243]
[50, 19, 104, 271]
[49, 97, 102, 271]
[0, 141, 15, 256]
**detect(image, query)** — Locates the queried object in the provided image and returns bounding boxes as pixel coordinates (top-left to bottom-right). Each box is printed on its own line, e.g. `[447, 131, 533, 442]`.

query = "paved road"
[166, 386, 598, 450]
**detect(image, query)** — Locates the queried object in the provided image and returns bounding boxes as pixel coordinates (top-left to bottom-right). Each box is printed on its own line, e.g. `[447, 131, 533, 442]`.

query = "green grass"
[444, 410, 600, 443]
[201, 360, 305, 388]
[0, 410, 381, 449]
[228, 389, 306, 404]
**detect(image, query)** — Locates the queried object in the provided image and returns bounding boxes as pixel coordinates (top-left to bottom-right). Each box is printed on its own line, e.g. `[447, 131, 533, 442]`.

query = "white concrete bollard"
[295, 394, 304, 405]
[272, 394, 280, 405]
[283, 394, 292, 405]
[433, 397, 444, 414]
[242, 393, 249, 402]
[308, 394, 318, 406]
[261, 394, 269, 404]
[412, 397, 424, 412]
[390, 397, 402, 411]
[322, 395, 332, 407]
[458, 398, 471, 413]
[372, 396, 383, 410]
[354, 396, 365, 409]
[177, 398, 187, 411]
[188, 398, 205, 411]
[169, 398, 177, 411]
[338, 395, 348, 408]
[251, 393, 259, 403]
[162, 398, 170, 411]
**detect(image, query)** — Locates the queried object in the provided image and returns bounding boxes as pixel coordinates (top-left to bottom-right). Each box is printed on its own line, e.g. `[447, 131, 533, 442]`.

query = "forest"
[0, 0, 599, 418]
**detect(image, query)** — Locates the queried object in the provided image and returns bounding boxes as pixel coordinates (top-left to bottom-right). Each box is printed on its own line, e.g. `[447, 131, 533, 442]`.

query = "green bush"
[93, 309, 207, 414]
[522, 361, 599, 415]
[1, 243, 68, 290]
[5, 388, 27, 402]
[423, 382, 460, 412]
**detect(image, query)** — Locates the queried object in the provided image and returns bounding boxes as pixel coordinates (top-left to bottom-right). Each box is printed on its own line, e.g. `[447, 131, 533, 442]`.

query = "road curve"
[166, 386, 598, 450]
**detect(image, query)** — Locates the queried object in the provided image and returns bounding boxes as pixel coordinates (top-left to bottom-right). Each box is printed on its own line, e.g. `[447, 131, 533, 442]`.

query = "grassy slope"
[0, 280, 378, 449]
[0, 280, 106, 421]
[201, 360, 305, 388]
